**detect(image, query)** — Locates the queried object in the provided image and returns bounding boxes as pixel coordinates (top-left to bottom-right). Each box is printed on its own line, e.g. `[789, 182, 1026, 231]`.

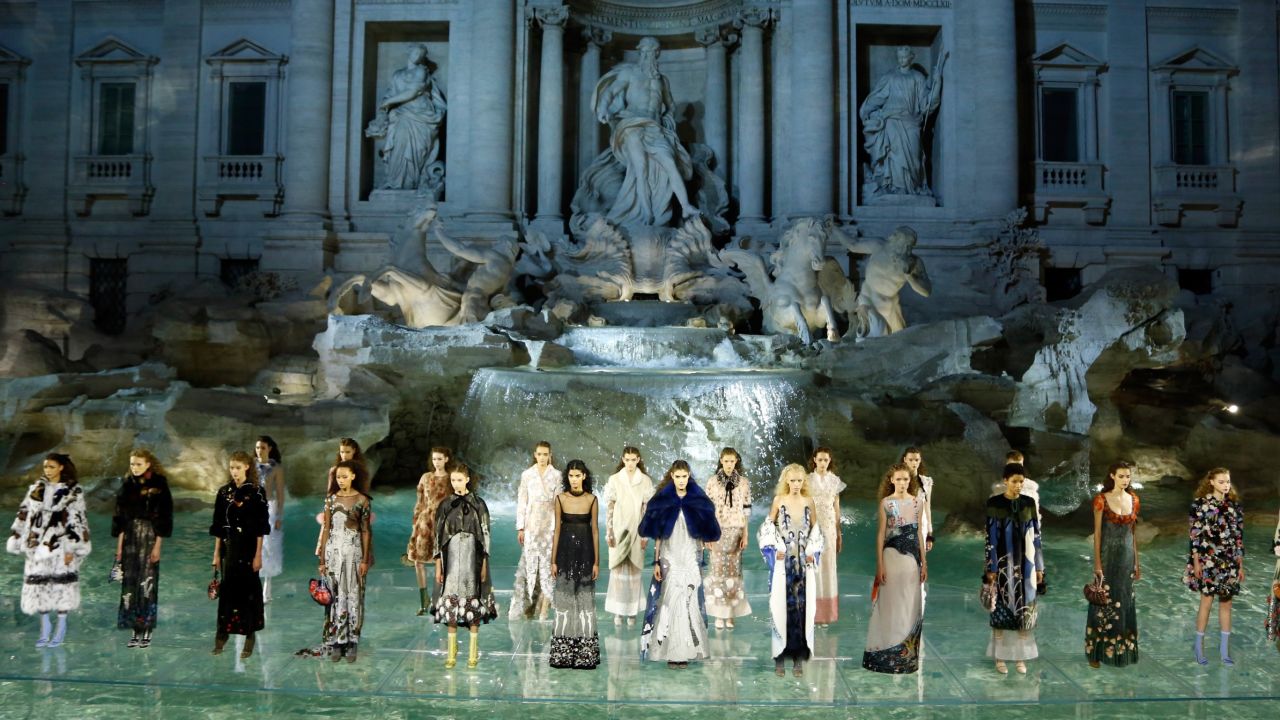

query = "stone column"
[697, 26, 730, 180]
[467, 0, 517, 221]
[1104, 0, 1150, 226]
[735, 7, 773, 223]
[788, 0, 835, 217]
[965, 0, 1017, 218]
[533, 5, 569, 228]
[577, 26, 610, 176]
[1237, 0, 1280, 227]
[279, 0, 334, 223]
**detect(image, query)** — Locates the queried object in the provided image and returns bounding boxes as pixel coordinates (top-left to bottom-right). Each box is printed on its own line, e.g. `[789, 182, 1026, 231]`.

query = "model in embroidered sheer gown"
[550, 460, 601, 669]
[407, 446, 453, 615]
[318, 461, 372, 662]
[254, 436, 285, 604]
[639, 461, 721, 667]
[808, 448, 844, 625]
[984, 463, 1044, 674]
[604, 447, 654, 625]
[863, 463, 926, 674]
[1086, 462, 1141, 668]
[7, 453, 92, 649]
[318, 438, 368, 555]
[433, 463, 499, 668]
[112, 450, 173, 648]
[704, 447, 751, 627]
[210, 451, 270, 659]
[1184, 467, 1244, 665]
[511, 442, 562, 621]
[759, 464, 823, 677]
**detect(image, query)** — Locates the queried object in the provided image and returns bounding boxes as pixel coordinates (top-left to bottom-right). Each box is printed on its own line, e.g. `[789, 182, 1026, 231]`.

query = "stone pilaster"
[577, 26, 610, 177]
[965, 0, 1018, 219]
[533, 4, 569, 230]
[1105, 1, 1151, 227]
[697, 26, 731, 181]
[467, 0, 517, 222]
[735, 6, 773, 224]
[787, 0, 835, 218]
[1237, 0, 1280, 227]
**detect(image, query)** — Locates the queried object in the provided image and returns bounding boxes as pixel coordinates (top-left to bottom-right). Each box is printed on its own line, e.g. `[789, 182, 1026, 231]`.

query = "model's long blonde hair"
[1193, 467, 1238, 502]
[772, 463, 811, 499]
[877, 463, 915, 500]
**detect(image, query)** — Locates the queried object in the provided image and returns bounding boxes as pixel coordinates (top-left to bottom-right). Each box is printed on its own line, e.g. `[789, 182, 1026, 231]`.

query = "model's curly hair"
[334, 437, 365, 467]
[876, 462, 915, 500]
[128, 448, 167, 478]
[1193, 467, 1238, 503]
[44, 453, 78, 486]
[1101, 461, 1133, 494]
[333, 459, 370, 495]
[772, 463, 811, 499]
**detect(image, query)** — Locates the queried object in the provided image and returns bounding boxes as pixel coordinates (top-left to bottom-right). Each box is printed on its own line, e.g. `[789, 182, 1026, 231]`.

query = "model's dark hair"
[429, 446, 453, 466]
[532, 441, 555, 467]
[228, 451, 256, 484]
[328, 438, 369, 494]
[658, 459, 694, 491]
[562, 459, 594, 494]
[877, 463, 914, 500]
[450, 462, 477, 492]
[614, 446, 648, 474]
[900, 446, 928, 476]
[808, 446, 836, 473]
[44, 453, 78, 486]
[333, 459, 370, 495]
[1193, 467, 1237, 502]
[128, 448, 167, 478]
[718, 447, 745, 476]
[1101, 461, 1133, 494]
[1002, 463, 1026, 480]
[256, 435, 282, 463]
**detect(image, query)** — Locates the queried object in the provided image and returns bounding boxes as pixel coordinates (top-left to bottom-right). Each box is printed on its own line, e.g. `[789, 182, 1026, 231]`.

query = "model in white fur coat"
[6, 454, 93, 648]
[758, 464, 824, 677]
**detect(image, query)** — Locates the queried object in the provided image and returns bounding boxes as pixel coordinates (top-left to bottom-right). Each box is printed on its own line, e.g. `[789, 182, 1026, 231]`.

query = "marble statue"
[721, 218, 841, 345]
[577, 37, 699, 227]
[433, 224, 519, 324]
[834, 225, 932, 337]
[859, 46, 947, 201]
[364, 44, 448, 196]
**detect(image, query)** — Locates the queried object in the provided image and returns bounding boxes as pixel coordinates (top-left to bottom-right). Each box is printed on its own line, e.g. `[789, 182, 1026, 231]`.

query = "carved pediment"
[206, 38, 287, 66]
[1153, 45, 1236, 74]
[1031, 42, 1105, 70]
[75, 36, 157, 67]
[0, 44, 31, 66]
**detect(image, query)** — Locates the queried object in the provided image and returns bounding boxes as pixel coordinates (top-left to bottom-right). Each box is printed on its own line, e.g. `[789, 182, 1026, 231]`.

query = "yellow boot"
[467, 631, 479, 668]
[444, 632, 458, 668]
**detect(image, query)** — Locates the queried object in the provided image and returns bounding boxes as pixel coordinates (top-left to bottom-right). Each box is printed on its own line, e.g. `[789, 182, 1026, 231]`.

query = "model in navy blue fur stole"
[638, 480, 721, 543]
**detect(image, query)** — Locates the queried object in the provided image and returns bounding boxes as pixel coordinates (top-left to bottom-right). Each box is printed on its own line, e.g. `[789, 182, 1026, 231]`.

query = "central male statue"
[589, 37, 699, 227]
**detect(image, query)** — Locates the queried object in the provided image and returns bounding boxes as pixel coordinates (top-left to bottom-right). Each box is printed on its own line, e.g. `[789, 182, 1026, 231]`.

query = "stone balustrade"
[70, 154, 153, 216]
[1032, 160, 1109, 224]
[199, 154, 285, 216]
[1153, 163, 1240, 227]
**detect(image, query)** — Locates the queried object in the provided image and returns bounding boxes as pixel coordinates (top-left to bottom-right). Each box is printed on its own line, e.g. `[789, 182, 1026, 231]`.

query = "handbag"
[1083, 573, 1109, 606]
[979, 576, 997, 613]
[309, 577, 333, 606]
[207, 569, 221, 600]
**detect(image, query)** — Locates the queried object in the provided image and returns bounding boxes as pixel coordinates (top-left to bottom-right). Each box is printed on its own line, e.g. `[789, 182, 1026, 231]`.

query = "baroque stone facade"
[0, 0, 1277, 331]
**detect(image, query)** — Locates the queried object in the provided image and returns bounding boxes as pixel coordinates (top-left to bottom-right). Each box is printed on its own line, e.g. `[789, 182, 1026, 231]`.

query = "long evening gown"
[863, 495, 924, 673]
[550, 496, 600, 669]
[322, 493, 371, 653]
[1085, 492, 1140, 666]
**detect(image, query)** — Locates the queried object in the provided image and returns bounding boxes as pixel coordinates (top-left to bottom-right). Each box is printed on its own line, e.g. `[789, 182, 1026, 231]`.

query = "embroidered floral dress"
[863, 495, 924, 674]
[209, 481, 270, 636]
[510, 464, 562, 619]
[808, 471, 845, 623]
[7, 479, 92, 614]
[1084, 492, 1139, 667]
[432, 493, 499, 626]
[112, 472, 173, 632]
[759, 504, 823, 663]
[321, 493, 372, 652]
[406, 471, 450, 564]
[1183, 495, 1244, 599]
[704, 470, 752, 619]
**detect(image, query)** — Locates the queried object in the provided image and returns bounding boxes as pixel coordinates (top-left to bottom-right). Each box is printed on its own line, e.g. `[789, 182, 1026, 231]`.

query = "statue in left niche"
[365, 44, 448, 198]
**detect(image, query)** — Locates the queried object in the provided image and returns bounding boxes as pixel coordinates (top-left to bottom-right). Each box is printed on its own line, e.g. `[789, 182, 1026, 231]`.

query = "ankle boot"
[36, 614, 52, 648]
[417, 588, 430, 616]
[467, 631, 479, 668]
[445, 633, 458, 668]
[47, 614, 67, 648]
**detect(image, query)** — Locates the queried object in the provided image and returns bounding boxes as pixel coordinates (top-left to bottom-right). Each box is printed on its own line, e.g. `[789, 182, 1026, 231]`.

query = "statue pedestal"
[590, 300, 700, 327]
[862, 192, 938, 208]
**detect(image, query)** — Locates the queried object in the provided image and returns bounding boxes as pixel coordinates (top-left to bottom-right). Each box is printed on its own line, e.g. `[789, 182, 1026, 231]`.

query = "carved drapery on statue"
[365, 44, 448, 198]
[859, 47, 947, 203]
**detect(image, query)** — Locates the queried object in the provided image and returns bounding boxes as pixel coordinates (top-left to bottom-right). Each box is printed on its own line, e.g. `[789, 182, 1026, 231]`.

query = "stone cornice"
[568, 0, 749, 35]
[1031, 2, 1107, 17]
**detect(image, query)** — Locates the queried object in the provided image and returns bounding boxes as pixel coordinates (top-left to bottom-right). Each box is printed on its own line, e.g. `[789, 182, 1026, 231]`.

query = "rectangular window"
[90, 258, 128, 335]
[226, 81, 266, 156]
[0, 83, 9, 156]
[98, 82, 136, 155]
[1172, 90, 1209, 166]
[1039, 88, 1079, 162]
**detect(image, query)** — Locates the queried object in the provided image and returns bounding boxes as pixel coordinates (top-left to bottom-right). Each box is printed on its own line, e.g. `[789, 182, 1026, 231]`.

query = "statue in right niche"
[859, 46, 948, 202]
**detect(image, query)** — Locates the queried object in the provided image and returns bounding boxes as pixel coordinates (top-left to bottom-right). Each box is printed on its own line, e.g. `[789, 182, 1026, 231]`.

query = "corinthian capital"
[734, 5, 776, 30]
[582, 25, 612, 48]
[531, 4, 569, 28]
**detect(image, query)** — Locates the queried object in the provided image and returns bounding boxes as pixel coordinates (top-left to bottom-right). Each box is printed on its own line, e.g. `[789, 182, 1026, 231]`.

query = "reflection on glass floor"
[1, 495, 1278, 718]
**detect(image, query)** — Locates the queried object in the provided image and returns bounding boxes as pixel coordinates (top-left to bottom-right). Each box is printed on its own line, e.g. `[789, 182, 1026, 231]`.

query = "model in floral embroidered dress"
[984, 463, 1044, 675]
[210, 451, 270, 659]
[862, 463, 926, 674]
[407, 446, 453, 615]
[549, 459, 601, 669]
[254, 436, 285, 604]
[704, 447, 752, 628]
[1085, 462, 1140, 668]
[317, 460, 373, 662]
[759, 464, 823, 677]
[603, 446, 654, 625]
[1184, 467, 1244, 665]
[511, 441, 562, 621]
[318, 438, 368, 556]
[7, 453, 92, 648]
[807, 447, 845, 625]
[432, 463, 499, 668]
[113, 449, 173, 648]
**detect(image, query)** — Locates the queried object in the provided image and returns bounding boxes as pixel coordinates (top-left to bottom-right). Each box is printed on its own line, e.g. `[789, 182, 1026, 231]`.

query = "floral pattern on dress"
[704, 470, 751, 618]
[1183, 495, 1243, 599]
[406, 473, 450, 563]
[1084, 492, 1140, 667]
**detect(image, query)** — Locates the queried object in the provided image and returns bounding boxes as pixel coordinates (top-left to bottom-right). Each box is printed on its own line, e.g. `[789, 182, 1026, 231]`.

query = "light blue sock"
[35, 614, 52, 648]
[47, 613, 67, 648]
[1194, 631, 1207, 665]
[1220, 631, 1233, 665]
